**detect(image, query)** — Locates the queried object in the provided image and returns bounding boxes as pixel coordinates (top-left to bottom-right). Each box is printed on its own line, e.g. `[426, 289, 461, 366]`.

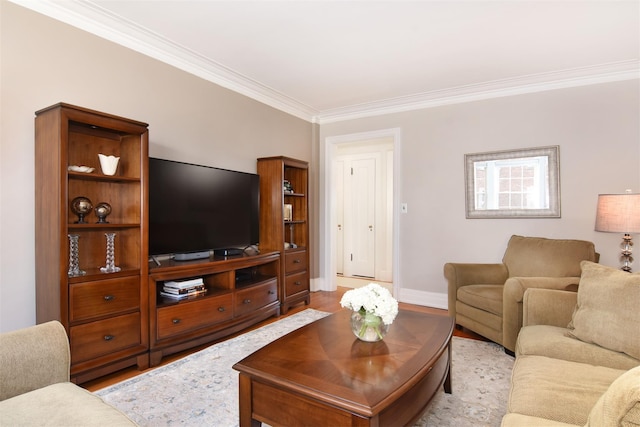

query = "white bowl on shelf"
[68, 165, 95, 173]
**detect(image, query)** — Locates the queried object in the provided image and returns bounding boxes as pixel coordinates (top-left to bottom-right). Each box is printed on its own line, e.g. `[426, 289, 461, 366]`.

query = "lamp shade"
[595, 194, 640, 233]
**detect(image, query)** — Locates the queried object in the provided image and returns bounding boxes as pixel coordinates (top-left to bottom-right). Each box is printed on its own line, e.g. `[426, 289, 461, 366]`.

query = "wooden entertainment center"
[34, 103, 309, 382]
[147, 251, 280, 366]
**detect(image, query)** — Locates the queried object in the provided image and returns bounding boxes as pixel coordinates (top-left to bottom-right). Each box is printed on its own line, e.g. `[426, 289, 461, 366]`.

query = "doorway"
[335, 142, 392, 284]
[322, 128, 401, 295]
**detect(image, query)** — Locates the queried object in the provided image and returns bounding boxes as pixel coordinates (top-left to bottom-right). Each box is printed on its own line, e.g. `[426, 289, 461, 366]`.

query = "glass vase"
[350, 310, 389, 342]
[100, 232, 121, 273]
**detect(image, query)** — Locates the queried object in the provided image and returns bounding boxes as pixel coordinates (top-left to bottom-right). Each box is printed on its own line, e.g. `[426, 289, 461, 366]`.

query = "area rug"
[95, 309, 513, 426]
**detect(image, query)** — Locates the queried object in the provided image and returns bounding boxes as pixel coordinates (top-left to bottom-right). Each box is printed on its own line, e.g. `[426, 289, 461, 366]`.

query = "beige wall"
[320, 80, 640, 306]
[0, 2, 312, 332]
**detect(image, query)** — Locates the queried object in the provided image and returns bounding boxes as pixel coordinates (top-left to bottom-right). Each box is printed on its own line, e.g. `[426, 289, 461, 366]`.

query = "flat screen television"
[148, 157, 260, 259]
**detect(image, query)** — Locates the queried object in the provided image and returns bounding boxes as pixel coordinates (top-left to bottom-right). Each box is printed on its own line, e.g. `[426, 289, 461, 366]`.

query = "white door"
[334, 159, 345, 275]
[343, 157, 376, 278]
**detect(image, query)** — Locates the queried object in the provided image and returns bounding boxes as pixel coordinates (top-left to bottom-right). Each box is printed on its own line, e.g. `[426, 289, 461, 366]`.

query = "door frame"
[320, 128, 401, 296]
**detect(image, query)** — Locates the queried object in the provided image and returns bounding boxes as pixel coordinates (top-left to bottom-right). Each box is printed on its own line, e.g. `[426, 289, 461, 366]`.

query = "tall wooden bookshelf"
[257, 156, 310, 313]
[35, 103, 149, 383]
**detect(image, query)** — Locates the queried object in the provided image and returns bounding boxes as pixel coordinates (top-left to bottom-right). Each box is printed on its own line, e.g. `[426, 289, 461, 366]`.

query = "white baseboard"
[397, 288, 448, 310]
[310, 277, 328, 292]
[310, 277, 448, 311]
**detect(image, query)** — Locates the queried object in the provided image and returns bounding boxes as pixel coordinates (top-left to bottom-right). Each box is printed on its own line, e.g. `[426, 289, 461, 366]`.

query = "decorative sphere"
[71, 196, 93, 223]
[94, 202, 112, 223]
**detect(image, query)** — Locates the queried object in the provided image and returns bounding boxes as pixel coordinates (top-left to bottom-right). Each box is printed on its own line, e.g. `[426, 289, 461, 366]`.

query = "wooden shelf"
[68, 223, 140, 230]
[67, 267, 141, 284]
[68, 172, 140, 182]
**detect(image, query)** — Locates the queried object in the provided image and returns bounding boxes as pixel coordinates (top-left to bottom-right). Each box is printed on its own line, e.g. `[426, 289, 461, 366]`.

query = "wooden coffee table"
[233, 309, 454, 427]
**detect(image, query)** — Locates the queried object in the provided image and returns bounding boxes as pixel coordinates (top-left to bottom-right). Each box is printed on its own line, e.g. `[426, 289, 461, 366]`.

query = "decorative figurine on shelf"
[100, 232, 121, 273]
[71, 196, 93, 224]
[283, 180, 294, 194]
[98, 153, 120, 176]
[284, 204, 293, 221]
[94, 202, 112, 223]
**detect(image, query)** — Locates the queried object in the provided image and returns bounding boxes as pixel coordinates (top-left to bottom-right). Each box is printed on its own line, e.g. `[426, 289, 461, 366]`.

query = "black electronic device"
[148, 158, 260, 259]
[214, 248, 244, 257]
[174, 251, 211, 261]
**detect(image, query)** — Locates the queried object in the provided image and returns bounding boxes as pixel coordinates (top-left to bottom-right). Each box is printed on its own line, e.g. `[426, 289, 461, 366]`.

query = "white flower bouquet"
[340, 283, 399, 341]
[340, 283, 399, 340]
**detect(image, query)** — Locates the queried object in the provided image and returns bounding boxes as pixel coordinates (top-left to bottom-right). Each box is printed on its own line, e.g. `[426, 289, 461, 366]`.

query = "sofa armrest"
[0, 321, 70, 401]
[586, 366, 640, 426]
[522, 288, 577, 328]
[444, 262, 508, 319]
[502, 277, 579, 352]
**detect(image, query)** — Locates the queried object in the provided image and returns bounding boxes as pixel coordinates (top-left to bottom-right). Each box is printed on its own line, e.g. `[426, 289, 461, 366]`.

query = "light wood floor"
[83, 287, 486, 392]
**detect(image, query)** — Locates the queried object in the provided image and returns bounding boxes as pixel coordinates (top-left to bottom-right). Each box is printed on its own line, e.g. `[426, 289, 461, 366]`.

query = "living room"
[1, 0, 638, 336]
[1, 1, 639, 425]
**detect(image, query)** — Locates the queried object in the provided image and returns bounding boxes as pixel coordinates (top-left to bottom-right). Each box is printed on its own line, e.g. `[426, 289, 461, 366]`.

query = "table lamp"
[594, 193, 640, 272]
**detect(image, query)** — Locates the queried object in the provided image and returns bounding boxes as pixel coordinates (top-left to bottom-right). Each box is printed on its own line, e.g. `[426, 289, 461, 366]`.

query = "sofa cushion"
[0, 382, 136, 426]
[501, 413, 579, 427]
[585, 366, 640, 427]
[457, 284, 503, 316]
[507, 355, 625, 426]
[502, 235, 596, 277]
[567, 261, 640, 360]
[517, 325, 640, 371]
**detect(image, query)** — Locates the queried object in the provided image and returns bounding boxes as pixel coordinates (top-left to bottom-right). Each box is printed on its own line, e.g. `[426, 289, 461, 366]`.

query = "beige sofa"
[0, 321, 136, 426]
[445, 234, 598, 353]
[502, 261, 640, 426]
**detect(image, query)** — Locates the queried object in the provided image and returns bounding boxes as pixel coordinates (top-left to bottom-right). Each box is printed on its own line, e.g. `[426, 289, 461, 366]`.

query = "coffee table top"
[233, 309, 454, 417]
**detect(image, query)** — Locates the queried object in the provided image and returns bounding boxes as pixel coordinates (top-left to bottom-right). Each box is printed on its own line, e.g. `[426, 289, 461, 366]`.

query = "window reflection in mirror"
[465, 146, 560, 218]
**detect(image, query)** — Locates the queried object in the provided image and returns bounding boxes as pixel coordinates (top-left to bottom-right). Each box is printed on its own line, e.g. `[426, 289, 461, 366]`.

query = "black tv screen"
[148, 158, 260, 257]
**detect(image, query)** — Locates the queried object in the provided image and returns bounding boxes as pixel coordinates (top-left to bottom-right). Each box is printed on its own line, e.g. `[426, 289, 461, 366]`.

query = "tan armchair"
[445, 235, 598, 354]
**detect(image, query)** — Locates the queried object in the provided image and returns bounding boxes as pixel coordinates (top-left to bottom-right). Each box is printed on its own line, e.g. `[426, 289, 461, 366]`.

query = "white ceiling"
[11, 0, 640, 123]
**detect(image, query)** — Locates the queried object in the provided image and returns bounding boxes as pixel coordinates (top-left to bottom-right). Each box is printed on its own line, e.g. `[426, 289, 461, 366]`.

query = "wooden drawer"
[70, 276, 140, 323]
[70, 312, 141, 364]
[285, 270, 309, 298]
[157, 293, 233, 340]
[235, 280, 278, 317]
[285, 250, 307, 273]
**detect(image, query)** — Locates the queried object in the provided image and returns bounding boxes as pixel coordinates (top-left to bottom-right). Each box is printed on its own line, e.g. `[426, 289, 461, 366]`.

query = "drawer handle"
[218, 306, 226, 312]
[293, 259, 301, 263]
[294, 281, 302, 286]
[104, 295, 115, 301]
[172, 318, 181, 324]
[268, 290, 275, 295]
[243, 299, 251, 304]
[104, 335, 115, 341]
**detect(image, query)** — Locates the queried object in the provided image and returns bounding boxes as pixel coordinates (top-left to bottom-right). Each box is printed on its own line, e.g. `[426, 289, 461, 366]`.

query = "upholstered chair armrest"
[522, 288, 577, 328]
[502, 277, 579, 352]
[444, 262, 508, 319]
[0, 321, 70, 401]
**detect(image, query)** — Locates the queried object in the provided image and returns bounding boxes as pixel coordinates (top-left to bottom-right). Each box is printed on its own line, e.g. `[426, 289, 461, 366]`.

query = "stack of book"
[160, 278, 207, 300]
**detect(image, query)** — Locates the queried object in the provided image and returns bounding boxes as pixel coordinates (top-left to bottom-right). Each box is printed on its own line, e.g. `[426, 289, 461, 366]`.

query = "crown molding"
[316, 60, 640, 124]
[10, 1, 639, 125]
[9, 0, 319, 122]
